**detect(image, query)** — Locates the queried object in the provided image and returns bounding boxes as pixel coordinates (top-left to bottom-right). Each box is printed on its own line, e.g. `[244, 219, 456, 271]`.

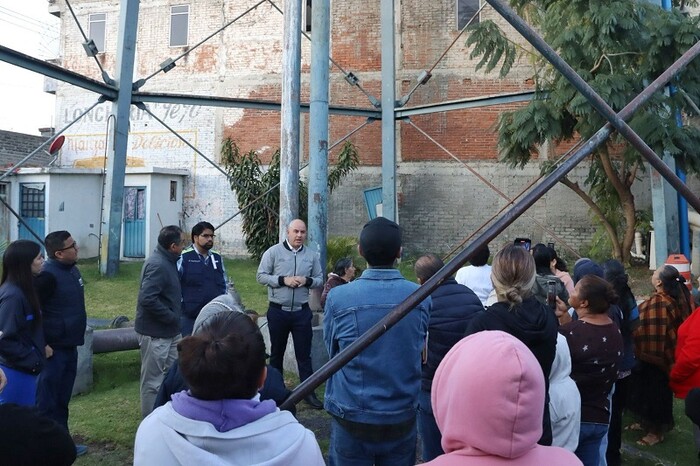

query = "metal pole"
[100, 0, 140, 276]
[661, 0, 691, 259]
[0, 45, 117, 99]
[279, 0, 302, 238]
[380, 0, 396, 221]
[308, 0, 330, 277]
[279, 40, 700, 410]
[483, 0, 700, 215]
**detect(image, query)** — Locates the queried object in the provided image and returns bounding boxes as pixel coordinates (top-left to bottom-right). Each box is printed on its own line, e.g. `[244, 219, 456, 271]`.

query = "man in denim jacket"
[323, 217, 430, 465]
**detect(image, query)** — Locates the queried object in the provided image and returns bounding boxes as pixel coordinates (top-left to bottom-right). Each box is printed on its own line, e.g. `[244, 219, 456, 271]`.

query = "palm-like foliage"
[466, 0, 700, 261]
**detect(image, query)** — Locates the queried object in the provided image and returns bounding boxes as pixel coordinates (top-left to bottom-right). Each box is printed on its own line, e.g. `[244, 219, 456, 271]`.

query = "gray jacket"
[256, 241, 323, 311]
[135, 245, 182, 338]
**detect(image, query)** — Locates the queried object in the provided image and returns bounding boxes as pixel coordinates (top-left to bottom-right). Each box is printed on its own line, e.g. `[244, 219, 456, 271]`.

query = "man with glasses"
[35, 230, 88, 457]
[135, 225, 186, 418]
[177, 221, 227, 336]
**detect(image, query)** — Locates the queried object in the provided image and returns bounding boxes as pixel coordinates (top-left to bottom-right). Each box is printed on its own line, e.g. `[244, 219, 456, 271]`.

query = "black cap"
[359, 217, 402, 266]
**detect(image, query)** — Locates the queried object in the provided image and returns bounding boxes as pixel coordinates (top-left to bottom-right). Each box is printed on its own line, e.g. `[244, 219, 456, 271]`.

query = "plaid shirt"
[634, 291, 691, 372]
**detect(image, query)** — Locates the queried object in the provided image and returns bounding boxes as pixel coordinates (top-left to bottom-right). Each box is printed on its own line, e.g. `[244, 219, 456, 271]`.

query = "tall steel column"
[662, 0, 691, 259]
[380, 0, 396, 221]
[308, 0, 330, 275]
[279, 0, 303, 237]
[100, 0, 140, 276]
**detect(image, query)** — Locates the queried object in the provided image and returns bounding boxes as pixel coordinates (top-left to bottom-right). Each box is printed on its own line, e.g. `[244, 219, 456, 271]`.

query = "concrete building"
[0, 129, 51, 244]
[44, 0, 696, 259]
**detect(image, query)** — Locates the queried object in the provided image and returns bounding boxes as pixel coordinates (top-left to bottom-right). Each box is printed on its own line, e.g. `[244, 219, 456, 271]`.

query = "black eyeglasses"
[57, 241, 77, 252]
[199, 234, 216, 239]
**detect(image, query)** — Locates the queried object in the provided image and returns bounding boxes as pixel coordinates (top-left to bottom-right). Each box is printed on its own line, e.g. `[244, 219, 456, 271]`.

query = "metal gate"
[18, 183, 45, 242]
[123, 186, 146, 257]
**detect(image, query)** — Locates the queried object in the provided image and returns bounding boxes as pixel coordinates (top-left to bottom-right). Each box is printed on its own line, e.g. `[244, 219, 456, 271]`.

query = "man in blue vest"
[177, 222, 227, 336]
[35, 230, 88, 457]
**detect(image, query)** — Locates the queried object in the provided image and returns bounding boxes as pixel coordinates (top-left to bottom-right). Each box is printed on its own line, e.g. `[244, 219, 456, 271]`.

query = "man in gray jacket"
[135, 225, 186, 418]
[256, 219, 323, 408]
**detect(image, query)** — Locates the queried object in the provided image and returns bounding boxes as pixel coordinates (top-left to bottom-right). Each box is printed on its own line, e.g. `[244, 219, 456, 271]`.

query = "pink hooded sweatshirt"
[424, 331, 581, 466]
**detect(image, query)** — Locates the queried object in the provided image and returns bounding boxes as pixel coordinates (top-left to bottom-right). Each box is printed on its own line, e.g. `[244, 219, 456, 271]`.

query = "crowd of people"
[1, 218, 699, 465]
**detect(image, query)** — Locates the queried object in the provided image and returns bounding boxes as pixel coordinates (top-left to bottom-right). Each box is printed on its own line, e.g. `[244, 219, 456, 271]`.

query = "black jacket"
[135, 245, 182, 338]
[0, 404, 76, 466]
[465, 296, 558, 446]
[422, 278, 483, 392]
[0, 282, 45, 374]
[36, 259, 87, 348]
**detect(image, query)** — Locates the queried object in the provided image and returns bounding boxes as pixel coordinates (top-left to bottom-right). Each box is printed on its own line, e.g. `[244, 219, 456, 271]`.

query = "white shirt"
[455, 264, 493, 307]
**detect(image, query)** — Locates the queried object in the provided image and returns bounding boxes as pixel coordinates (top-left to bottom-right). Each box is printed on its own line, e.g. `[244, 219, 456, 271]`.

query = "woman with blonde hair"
[464, 243, 558, 445]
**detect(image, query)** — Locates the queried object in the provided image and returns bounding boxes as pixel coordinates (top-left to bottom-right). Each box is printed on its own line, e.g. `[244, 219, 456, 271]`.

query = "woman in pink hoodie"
[424, 330, 581, 465]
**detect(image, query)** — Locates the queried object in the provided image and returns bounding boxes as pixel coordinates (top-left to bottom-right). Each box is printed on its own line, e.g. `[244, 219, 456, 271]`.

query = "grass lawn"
[68, 258, 695, 464]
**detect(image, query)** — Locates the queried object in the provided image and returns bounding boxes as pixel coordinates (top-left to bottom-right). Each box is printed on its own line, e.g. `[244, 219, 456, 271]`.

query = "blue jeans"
[328, 418, 417, 466]
[598, 384, 614, 466]
[267, 304, 313, 382]
[36, 347, 78, 430]
[576, 422, 608, 466]
[417, 389, 444, 461]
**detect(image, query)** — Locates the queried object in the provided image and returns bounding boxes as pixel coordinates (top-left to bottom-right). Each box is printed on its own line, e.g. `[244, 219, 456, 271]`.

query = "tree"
[467, 0, 700, 262]
[220, 139, 359, 260]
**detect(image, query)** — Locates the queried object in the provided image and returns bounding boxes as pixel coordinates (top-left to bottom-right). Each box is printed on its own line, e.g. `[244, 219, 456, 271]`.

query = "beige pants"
[138, 333, 179, 418]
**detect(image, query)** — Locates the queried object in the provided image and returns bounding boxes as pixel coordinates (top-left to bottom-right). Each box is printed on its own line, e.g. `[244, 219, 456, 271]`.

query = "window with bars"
[89, 13, 106, 52]
[20, 183, 45, 218]
[457, 0, 481, 29]
[170, 5, 189, 47]
[124, 187, 146, 220]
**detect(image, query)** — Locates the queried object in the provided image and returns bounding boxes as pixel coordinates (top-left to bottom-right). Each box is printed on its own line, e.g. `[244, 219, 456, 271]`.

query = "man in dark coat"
[414, 254, 484, 461]
[135, 225, 186, 418]
[35, 230, 88, 456]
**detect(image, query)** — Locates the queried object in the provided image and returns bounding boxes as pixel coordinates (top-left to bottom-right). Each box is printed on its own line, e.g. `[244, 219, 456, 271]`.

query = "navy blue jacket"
[422, 278, 484, 392]
[36, 259, 87, 348]
[179, 248, 226, 319]
[0, 282, 45, 374]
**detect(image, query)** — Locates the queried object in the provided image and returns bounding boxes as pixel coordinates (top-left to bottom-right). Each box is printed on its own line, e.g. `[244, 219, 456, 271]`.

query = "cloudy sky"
[0, 0, 59, 135]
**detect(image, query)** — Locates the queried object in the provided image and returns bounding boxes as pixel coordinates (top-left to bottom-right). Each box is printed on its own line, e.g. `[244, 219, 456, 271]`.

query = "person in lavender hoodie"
[134, 311, 324, 466]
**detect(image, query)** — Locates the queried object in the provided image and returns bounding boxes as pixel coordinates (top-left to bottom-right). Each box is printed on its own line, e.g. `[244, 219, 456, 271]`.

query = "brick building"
[47, 0, 674, 259]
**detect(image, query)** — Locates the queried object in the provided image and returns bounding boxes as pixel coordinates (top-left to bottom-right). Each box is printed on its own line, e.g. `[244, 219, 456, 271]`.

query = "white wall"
[11, 169, 103, 257]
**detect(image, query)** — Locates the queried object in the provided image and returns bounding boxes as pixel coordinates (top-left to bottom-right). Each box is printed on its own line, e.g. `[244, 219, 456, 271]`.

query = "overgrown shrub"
[221, 139, 359, 260]
[326, 236, 364, 276]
